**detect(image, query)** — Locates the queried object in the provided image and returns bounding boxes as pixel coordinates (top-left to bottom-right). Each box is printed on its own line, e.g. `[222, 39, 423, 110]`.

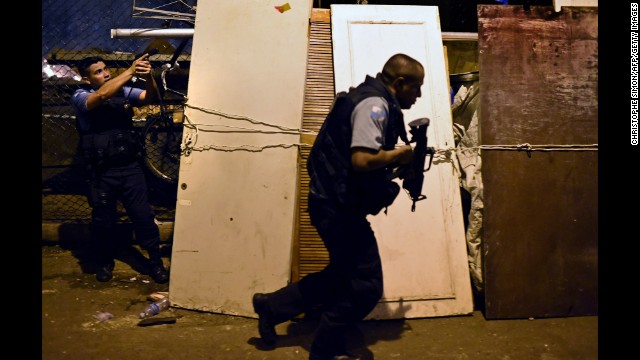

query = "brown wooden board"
[478, 5, 598, 319]
[292, 9, 334, 282]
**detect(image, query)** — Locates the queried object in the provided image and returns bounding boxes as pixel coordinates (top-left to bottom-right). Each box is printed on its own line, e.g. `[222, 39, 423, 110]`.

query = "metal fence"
[42, 0, 196, 223]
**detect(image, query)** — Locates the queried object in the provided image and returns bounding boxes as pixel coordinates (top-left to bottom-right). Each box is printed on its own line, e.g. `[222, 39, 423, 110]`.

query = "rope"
[453, 143, 598, 156]
[479, 143, 598, 152]
[185, 143, 314, 153]
[179, 102, 598, 155]
[184, 103, 317, 135]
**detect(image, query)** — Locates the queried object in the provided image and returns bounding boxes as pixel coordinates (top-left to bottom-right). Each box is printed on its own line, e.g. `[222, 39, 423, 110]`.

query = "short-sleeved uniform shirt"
[71, 86, 143, 133]
[350, 96, 389, 151]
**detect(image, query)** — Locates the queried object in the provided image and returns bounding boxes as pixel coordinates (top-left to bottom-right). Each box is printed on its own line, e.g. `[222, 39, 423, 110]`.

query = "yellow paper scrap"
[275, 3, 291, 13]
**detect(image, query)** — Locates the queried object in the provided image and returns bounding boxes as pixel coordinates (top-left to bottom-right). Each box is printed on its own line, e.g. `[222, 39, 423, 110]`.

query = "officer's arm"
[137, 63, 160, 105]
[351, 145, 413, 172]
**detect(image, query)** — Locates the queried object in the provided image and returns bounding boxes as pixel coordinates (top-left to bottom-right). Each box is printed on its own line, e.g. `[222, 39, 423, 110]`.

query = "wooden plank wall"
[292, 9, 334, 282]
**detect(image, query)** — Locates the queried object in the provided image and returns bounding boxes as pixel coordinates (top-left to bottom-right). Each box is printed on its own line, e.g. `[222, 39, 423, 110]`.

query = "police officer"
[252, 53, 424, 360]
[71, 54, 169, 284]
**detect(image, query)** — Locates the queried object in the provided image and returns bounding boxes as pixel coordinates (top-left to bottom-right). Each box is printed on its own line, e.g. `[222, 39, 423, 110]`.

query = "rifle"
[394, 117, 436, 212]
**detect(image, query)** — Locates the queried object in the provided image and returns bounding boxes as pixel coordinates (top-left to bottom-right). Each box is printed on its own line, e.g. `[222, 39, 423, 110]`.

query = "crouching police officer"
[71, 54, 169, 283]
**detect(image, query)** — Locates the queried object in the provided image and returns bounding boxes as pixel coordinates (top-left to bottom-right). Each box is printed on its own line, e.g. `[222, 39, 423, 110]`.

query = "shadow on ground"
[45, 222, 172, 278]
[245, 307, 409, 359]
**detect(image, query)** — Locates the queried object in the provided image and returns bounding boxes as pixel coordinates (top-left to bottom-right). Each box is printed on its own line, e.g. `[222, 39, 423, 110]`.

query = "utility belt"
[80, 129, 141, 169]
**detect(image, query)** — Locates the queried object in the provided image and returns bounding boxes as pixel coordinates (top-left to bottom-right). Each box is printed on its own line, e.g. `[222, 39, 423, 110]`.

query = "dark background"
[314, 1, 552, 32]
[42, 0, 554, 58]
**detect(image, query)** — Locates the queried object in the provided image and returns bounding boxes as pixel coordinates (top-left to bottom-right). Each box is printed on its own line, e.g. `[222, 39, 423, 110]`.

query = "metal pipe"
[442, 32, 478, 41]
[111, 28, 194, 39]
[112, 28, 477, 42]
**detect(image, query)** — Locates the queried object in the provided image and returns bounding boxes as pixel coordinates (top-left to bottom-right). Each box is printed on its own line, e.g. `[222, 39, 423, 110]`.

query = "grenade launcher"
[394, 117, 436, 212]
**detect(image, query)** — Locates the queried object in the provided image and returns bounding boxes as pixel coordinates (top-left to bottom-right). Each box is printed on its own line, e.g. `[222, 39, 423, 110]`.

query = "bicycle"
[140, 38, 190, 184]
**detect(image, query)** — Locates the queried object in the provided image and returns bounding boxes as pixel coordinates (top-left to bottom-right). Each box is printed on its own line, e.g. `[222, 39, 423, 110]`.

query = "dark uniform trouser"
[267, 196, 384, 357]
[88, 161, 160, 266]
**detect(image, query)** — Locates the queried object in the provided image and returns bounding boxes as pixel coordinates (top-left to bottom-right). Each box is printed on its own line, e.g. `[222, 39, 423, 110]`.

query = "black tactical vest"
[307, 75, 408, 214]
[77, 88, 141, 169]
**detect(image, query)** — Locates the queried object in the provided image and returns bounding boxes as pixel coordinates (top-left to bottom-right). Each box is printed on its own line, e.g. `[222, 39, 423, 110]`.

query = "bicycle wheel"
[141, 114, 183, 183]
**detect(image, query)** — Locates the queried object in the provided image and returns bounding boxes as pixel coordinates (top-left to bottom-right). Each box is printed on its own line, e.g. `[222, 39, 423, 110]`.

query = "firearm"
[394, 117, 436, 212]
[134, 48, 160, 60]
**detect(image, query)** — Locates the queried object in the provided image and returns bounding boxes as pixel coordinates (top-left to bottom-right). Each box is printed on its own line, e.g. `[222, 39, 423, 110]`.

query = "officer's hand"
[131, 54, 152, 78]
[395, 144, 414, 165]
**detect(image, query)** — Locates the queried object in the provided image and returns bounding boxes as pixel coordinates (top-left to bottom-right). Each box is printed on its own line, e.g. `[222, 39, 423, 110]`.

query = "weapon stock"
[399, 117, 435, 212]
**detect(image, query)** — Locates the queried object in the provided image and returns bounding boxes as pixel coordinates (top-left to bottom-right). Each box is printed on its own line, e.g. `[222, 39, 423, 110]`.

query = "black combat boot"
[93, 229, 115, 282]
[146, 246, 169, 284]
[252, 293, 278, 346]
[96, 259, 115, 282]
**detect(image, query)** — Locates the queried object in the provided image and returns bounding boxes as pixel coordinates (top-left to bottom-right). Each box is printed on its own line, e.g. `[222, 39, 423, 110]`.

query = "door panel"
[168, 0, 313, 318]
[331, 5, 473, 319]
[478, 5, 598, 319]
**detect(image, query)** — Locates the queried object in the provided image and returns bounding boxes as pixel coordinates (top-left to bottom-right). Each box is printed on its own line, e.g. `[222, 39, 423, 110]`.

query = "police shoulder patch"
[370, 105, 387, 122]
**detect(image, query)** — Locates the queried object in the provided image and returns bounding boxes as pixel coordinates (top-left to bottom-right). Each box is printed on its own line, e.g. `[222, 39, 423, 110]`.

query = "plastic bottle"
[139, 297, 171, 319]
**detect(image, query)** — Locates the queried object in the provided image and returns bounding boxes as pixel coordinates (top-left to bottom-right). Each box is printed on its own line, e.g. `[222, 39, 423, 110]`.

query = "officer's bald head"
[380, 53, 424, 86]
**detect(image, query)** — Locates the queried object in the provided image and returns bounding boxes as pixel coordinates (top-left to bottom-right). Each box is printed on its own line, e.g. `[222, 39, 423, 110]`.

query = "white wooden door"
[331, 4, 473, 319]
[168, 0, 313, 318]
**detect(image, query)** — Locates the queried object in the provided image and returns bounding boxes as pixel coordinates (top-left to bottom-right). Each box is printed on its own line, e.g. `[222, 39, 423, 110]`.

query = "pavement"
[41, 237, 599, 360]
